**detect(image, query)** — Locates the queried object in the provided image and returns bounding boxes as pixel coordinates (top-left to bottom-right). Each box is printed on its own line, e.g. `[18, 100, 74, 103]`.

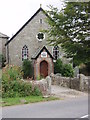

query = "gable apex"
[5, 7, 49, 46]
[31, 46, 54, 59]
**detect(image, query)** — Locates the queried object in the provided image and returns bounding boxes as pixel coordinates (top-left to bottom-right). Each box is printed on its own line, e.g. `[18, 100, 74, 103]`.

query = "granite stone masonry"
[29, 76, 52, 96]
[50, 73, 89, 92]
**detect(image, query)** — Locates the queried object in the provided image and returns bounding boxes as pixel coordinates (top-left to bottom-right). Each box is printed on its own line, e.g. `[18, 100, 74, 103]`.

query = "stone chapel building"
[5, 7, 69, 79]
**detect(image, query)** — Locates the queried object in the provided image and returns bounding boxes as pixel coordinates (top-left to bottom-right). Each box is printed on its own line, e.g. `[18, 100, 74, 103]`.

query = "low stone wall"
[30, 76, 52, 96]
[50, 73, 89, 92]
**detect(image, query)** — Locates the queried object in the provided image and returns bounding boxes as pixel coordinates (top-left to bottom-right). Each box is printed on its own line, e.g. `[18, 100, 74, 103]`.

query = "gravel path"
[51, 85, 88, 99]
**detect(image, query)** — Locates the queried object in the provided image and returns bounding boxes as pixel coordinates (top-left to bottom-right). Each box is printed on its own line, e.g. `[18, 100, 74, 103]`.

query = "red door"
[40, 61, 48, 78]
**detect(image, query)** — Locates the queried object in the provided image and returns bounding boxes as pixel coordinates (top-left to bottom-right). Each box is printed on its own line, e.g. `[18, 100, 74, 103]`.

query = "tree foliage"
[46, 2, 90, 66]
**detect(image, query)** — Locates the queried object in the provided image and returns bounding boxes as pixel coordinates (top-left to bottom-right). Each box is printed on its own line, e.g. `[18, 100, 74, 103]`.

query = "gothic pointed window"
[22, 45, 28, 61]
[53, 46, 59, 60]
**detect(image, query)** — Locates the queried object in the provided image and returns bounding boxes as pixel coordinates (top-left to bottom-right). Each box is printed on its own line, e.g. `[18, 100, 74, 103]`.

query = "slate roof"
[0, 32, 9, 38]
[31, 46, 54, 59]
[5, 7, 50, 46]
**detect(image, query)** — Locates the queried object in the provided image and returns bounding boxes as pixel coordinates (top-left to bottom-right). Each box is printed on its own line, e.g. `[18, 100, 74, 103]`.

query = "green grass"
[2, 96, 60, 107]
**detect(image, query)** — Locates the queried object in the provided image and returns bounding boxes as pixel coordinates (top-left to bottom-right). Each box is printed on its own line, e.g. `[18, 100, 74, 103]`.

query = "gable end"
[5, 7, 49, 46]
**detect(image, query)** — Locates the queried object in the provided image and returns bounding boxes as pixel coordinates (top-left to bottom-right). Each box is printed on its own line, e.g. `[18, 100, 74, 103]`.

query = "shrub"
[2, 80, 42, 98]
[2, 66, 42, 98]
[2, 80, 33, 98]
[62, 64, 74, 77]
[0, 54, 6, 68]
[22, 60, 33, 79]
[32, 86, 42, 96]
[54, 59, 63, 74]
[54, 59, 74, 77]
[2, 65, 23, 81]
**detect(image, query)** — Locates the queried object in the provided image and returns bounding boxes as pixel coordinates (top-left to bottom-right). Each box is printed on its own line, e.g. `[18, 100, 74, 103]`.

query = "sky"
[0, 0, 64, 38]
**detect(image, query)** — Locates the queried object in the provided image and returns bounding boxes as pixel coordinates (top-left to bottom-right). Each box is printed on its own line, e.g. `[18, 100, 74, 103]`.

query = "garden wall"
[50, 73, 89, 92]
[30, 76, 52, 96]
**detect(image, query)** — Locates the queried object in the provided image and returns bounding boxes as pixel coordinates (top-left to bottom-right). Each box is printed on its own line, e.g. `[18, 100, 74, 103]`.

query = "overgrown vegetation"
[22, 60, 33, 79]
[2, 65, 42, 98]
[2, 65, 23, 81]
[1, 65, 59, 106]
[54, 59, 74, 77]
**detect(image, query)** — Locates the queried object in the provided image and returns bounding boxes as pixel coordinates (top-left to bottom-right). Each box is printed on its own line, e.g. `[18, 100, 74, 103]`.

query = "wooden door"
[40, 61, 48, 78]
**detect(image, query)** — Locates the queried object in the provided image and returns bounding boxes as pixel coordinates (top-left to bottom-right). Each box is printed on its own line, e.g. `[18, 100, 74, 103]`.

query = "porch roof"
[31, 46, 54, 59]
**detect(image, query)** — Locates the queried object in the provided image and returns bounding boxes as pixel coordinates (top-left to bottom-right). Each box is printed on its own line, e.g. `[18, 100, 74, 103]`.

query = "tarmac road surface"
[2, 96, 88, 119]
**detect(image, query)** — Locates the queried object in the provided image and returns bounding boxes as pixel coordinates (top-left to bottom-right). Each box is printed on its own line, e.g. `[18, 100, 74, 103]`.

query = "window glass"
[36, 32, 45, 41]
[22, 45, 28, 61]
[53, 46, 59, 60]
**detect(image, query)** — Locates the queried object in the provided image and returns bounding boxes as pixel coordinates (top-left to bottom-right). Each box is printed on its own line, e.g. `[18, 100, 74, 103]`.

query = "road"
[2, 96, 88, 119]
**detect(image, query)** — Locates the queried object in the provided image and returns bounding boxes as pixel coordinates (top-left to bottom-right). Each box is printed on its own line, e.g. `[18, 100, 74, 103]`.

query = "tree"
[46, 2, 90, 66]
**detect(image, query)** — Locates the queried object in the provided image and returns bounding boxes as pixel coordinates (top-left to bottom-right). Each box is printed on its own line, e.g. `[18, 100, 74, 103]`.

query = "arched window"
[53, 46, 59, 60]
[22, 45, 28, 61]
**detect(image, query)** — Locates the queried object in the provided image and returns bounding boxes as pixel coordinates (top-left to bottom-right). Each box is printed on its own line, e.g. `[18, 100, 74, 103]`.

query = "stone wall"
[29, 76, 52, 96]
[50, 73, 89, 92]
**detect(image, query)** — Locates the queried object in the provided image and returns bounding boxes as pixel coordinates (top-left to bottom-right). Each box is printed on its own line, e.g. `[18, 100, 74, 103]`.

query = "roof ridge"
[0, 32, 9, 38]
[5, 7, 49, 46]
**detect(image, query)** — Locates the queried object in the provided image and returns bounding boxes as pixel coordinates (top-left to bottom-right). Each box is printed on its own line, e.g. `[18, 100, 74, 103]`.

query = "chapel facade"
[5, 7, 67, 79]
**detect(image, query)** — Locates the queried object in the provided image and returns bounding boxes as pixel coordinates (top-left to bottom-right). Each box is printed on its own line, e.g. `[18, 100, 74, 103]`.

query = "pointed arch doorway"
[40, 60, 48, 78]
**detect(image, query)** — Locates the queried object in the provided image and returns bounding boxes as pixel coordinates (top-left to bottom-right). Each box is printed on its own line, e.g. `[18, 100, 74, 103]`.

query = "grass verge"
[1, 96, 60, 107]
